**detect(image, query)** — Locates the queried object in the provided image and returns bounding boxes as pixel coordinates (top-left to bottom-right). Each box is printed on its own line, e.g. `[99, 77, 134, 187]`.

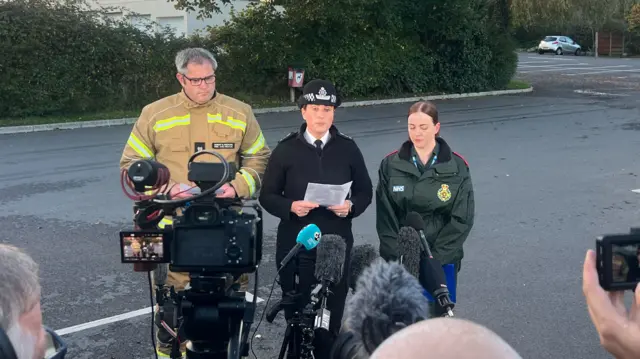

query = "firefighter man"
[119, 47, 271, 357]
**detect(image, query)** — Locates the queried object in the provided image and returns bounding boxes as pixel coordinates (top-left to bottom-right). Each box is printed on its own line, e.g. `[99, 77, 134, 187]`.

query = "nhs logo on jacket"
[392, 185, 404, 192]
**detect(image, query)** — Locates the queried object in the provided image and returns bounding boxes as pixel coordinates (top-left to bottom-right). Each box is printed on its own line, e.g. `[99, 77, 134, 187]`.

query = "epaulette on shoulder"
[385, 150, 399, 158]
[337, 131, 354, 141]
[453, 151, 469, 167]
[279, 131, 297, 143]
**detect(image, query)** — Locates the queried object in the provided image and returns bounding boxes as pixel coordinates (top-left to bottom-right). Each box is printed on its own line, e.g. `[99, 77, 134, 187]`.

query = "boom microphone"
[348, 244, 379, 292]
[342, 258, 430, 354]
[279, 224, 322, 270]
[404, 212, 455, 317]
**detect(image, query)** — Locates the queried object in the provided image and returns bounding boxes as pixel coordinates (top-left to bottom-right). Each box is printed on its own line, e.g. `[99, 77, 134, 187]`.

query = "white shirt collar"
[304, 129, 330, 148]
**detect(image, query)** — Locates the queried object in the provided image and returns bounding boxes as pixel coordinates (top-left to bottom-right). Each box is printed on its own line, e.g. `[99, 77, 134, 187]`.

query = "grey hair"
[0, 244, 41, 330]
[175, 48, 218, 74]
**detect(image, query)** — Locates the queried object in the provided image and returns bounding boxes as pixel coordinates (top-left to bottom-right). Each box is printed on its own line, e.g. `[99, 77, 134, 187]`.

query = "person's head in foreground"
[370, 317, 522, 359]
[0, 244, 46, 359]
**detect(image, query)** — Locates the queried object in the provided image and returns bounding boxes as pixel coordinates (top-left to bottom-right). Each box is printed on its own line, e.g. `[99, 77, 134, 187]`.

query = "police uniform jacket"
[376, 137, 475, 265]
[259, 123, 373, 250]
[119, 90, 271, 227]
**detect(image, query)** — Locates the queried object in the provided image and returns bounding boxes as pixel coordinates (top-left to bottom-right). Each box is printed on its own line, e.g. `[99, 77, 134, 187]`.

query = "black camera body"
[596, 227, 640, 291]
[120, 159, 263, 275]
[118, 150, 263, 359]
[168, 201, 262, 274]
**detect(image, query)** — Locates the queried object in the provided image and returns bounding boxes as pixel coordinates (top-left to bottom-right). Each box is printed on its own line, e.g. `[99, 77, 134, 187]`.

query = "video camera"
[118, 150, 263, 359]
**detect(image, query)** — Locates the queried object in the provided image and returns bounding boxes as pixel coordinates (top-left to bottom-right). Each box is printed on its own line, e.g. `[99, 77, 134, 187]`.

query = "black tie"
[314, 139, 323, 155]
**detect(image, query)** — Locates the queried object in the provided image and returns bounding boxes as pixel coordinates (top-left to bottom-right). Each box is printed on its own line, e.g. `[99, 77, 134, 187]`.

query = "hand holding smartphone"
[585, 228, 640, 359]
[596, 228, 640, 291]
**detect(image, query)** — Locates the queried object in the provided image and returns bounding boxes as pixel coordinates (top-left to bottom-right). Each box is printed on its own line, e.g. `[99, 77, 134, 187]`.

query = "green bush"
[0, 0, 518, 121]
[212, 0, 518, 100]
[0, 0, 204, 118]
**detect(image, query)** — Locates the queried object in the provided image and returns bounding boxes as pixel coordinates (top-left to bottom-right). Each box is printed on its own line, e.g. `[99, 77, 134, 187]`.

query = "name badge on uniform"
[213, 142, 235, 149]
[393, 185, 404, 192]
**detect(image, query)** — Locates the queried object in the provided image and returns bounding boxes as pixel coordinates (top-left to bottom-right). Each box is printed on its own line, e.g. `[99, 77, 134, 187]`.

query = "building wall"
[86, 0, 256, 37]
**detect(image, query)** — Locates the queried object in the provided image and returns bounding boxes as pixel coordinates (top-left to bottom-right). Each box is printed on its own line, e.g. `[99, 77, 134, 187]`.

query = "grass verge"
[0, 79, 531, 128]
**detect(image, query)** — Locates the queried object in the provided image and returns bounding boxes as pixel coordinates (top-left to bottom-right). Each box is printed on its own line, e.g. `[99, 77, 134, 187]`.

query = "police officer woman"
[375, 100, 475, 317]
[259, 79, 373, 359]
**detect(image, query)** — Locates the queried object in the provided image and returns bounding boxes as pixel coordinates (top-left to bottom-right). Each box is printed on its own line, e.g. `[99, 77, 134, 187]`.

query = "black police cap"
[297, 79, 342, 109]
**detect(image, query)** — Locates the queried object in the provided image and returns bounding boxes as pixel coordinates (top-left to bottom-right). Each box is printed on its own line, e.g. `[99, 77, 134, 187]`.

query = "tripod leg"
[289, 323, 299, 359]
[278, 323, 292, 359]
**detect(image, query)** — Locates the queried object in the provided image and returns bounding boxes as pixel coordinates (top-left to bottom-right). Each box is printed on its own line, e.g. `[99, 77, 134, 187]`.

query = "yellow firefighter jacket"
[119, 90, 271, 228]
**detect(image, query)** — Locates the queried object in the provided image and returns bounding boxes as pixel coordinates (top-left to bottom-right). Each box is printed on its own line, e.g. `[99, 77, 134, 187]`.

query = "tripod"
[266, 257, 319, 359]
[277, 294, 317, 359]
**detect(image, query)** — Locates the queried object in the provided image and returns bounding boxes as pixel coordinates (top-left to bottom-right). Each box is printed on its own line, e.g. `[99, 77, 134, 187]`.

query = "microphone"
[312, 234, 347, 330]
[397, 227, 421, 277]
[398, 226, 456, 316]
[404, 212, 455, 317]
[126, 159, 171, 193]
[342, 258, 430, 354]
[405, 212, 433, 257]
[314, 234, 347, 285]
[279, 224, 322, 270]
[348, 244, 379, 292]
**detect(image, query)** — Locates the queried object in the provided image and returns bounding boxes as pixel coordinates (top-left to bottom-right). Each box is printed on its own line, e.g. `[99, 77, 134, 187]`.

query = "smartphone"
[596, 230, 640, 291]
[119, 230, 169, 263]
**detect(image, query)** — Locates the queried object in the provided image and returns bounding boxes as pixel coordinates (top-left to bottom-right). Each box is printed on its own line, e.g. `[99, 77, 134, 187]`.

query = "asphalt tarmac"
[518, 51, 640, 77]
[2, 63, 640, 358]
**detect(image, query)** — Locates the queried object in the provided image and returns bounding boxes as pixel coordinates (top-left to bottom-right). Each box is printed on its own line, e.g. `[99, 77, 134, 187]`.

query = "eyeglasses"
[181, 74, 216, 86]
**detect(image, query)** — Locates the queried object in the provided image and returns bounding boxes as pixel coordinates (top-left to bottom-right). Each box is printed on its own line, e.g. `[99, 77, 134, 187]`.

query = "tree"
[571, 0, 624, 55]
[627, 3, 640, 31]
[168, 0, 231, 19]
[509, 0, 575, 29]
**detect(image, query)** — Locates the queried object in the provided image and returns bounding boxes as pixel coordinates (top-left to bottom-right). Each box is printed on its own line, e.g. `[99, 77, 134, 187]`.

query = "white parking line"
[55, 292, 265, 336]
[632, 189, 640, 194]
[518, 63, 589, 68]
[518, 60, 575, 65]
[519, 65, 629, 73]
[566, 68, 640, 76]
[526, 56, 575, 61]
[574, 89, 629, 97]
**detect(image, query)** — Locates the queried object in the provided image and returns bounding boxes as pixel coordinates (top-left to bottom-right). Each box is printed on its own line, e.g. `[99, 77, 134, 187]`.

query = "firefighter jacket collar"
[178, 89, 218, 109]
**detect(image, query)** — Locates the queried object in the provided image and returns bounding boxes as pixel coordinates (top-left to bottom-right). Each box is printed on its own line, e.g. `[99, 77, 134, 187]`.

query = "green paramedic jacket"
[375, 137, 475, 265]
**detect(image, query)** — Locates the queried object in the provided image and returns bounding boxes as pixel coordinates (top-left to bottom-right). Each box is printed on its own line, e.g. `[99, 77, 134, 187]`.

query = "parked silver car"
[538, 35, 583, 55]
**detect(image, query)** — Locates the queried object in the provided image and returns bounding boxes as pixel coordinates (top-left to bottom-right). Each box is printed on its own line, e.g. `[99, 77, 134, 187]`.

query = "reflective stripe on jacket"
[119, 91, 271, 227]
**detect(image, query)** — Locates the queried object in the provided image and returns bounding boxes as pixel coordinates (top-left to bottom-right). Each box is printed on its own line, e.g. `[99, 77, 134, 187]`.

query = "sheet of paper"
[303, 181, 352, 207]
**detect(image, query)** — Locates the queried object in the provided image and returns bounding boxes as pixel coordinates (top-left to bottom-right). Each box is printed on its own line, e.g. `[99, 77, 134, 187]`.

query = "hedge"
[0, 0, 518, 120]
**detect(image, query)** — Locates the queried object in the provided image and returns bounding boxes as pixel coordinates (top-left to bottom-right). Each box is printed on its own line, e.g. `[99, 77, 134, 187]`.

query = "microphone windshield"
[405, 212, 425, 232]
[314, 234, 347, 284]
[296, 224, 321, 250]
[397, 226, 421, 278]
[349, 244, 379, 291]
[344, 258, 430, 342]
